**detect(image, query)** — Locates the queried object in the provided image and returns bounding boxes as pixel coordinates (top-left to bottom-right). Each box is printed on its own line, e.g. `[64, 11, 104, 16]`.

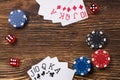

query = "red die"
[9, 58, 20, 67]
[89, 3, 99, 14]
[5, 35, 16, 44]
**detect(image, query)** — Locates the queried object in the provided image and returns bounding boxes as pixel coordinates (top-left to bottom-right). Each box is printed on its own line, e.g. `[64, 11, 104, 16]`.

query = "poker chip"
[92, 49, 110, 68]
[8, 10, 27, 28]
[72, 56, 91, 76]
[86, 30, 107, 49]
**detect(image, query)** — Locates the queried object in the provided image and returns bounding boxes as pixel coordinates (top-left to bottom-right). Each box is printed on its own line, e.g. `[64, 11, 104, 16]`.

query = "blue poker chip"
[8, 10, 27, 28]
[72, 56, 91, 76]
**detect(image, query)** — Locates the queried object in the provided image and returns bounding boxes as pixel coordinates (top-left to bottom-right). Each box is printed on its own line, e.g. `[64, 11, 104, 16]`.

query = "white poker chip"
[8, 10, 27, 28]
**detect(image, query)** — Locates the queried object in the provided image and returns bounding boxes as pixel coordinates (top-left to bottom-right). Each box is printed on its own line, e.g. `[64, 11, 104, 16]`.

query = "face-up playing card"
[44, 61, 68, 80]
[31, 57, 59, 80]
[37, 57, 59, 80]
[43, 0, 72, 21]
[27, 56, 75, 80]
[41, 0, 71, 21]
[61, 0, 88, 26]
[51, 0, 88, 26]
[27, 56, 51, 80]
[62, 68, 76, 80]
[36, 0, 88, 26]
[49, 0, 74, 23]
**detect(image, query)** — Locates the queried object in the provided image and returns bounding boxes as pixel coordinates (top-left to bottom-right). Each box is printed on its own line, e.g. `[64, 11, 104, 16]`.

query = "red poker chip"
[92, 49, 110, 68]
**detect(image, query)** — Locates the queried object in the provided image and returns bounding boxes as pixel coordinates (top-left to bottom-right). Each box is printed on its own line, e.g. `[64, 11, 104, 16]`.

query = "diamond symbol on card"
[67, 7, 71, 12]
[79, 5, 83, 10]
[63, 7, 66, 11]
[73, 5, 77, 11]
[57, 5, 61, 9]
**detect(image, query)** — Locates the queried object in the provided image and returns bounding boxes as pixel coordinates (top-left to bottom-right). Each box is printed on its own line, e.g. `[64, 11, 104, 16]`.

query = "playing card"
[33, 57, 59, 80]
[27, 56, 51, 80]
[51, 0, 88, 26]
[61, 0, 88, 26]
[44, 61, 68, 80]
[36, 0, 88, 26]
[49, 0, 73, 23]
[41, 0, 72, 23]
[39, 0, 71, 21]
[27, 56, 74, 80]
[62, 68, 75, 80]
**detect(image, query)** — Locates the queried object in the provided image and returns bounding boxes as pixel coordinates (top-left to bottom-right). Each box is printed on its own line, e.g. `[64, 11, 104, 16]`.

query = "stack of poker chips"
[72, 30, 110, 76]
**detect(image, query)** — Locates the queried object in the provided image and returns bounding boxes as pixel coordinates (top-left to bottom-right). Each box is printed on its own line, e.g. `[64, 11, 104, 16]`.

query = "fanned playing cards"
[36, 0, 88, 26]
[27, 56, 75, 80]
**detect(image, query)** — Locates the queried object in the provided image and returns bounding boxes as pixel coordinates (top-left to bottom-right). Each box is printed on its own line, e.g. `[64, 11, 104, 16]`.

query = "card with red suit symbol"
[36, 0, 88, 26]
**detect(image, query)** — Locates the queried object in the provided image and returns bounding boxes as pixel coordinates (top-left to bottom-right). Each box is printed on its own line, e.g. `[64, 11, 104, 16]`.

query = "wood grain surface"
[0, 0, 120, 80]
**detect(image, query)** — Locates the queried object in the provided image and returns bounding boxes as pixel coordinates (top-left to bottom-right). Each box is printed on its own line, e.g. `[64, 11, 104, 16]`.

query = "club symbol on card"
[50, 72, 55, 77]
[79, 5, 83, 10]
[46, 71, 55, 77]
[73, 5, 77, 11]
[67, 7, 71, 12]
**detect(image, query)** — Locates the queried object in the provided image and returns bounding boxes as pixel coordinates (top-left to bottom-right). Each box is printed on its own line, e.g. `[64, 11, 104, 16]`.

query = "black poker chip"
[86, 30, 107, 49]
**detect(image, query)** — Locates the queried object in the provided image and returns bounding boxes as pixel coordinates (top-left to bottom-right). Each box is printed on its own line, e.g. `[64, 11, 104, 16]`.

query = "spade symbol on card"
[34, 77, 37, 80]
[41, 71, 45, 76]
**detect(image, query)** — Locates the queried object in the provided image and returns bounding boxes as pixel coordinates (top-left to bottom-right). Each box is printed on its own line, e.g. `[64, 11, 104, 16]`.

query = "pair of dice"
[5, 35, 20, 67]
[5, 35, 19, 67]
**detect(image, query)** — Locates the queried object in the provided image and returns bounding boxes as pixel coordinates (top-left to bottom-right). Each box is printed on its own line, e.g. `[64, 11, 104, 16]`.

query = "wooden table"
[0, 0, 120, 80]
